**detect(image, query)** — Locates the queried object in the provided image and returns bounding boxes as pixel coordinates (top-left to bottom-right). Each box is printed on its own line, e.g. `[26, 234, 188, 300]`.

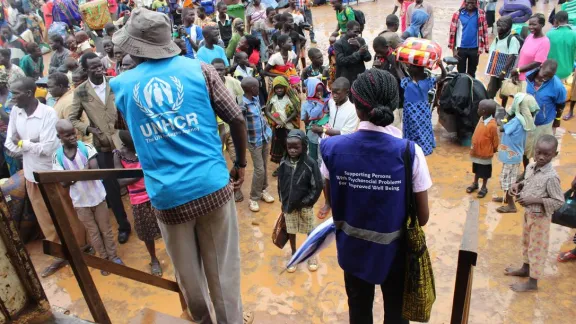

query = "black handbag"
[552, 190, 576, 228]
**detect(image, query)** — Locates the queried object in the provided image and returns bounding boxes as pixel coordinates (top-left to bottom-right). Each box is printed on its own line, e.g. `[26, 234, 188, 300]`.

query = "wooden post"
[35, 181, 111, 324]
[450, 200, 479, 324]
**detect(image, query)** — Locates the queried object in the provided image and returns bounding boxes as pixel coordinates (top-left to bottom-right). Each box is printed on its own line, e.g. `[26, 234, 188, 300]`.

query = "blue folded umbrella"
[283, 218, 336, 273]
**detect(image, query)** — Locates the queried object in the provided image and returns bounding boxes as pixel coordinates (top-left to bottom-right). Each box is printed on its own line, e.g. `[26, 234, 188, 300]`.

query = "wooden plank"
[450, 200, 480, 324]
[44, 241, 180, 293]
[38, 182, 111, 324]
[34, 169, 143, 184]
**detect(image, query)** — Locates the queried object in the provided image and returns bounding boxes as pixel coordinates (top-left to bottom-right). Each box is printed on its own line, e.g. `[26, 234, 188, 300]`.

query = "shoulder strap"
[403, 140, 417, 226]
[77, 141, 88, 158]
[56, 146, 64, 168]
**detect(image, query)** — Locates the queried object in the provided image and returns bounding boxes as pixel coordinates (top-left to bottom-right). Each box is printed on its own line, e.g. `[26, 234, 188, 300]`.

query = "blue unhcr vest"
[110, 57, 229, 210]
[321, 130, 414, 284]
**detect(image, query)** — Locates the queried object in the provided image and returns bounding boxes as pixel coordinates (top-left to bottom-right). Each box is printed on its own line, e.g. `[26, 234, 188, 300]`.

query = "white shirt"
[320, 121, 433, 193]
[328, 98, 359, 135]
[5, 103, 60, 182]
[52, 143, 107, 208]
[89, 78, 107, 104]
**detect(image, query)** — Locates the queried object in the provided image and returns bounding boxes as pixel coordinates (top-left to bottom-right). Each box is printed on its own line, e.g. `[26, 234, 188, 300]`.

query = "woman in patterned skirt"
[114, 131, 163, 276]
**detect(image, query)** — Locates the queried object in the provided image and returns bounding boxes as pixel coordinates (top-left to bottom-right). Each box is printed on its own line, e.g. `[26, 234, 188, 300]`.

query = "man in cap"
[110, 9, 251, 324]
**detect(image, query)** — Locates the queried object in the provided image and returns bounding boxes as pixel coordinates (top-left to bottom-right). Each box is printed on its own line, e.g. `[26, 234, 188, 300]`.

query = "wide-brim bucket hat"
[112, 8, 181, 60]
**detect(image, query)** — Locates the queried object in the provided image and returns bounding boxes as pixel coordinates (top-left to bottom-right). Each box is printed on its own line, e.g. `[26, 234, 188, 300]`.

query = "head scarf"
[405, 10, 429, 38]
[507, 93, 540, 131]
[268, 76, 301, 129]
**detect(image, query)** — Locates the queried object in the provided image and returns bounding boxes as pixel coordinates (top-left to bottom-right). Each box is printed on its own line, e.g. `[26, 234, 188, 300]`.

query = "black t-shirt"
[214, 15, 236, 47]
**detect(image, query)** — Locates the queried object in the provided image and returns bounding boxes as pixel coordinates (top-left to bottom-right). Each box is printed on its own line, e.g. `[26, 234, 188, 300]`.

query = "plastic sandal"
[466, 184, 479, 193]
[150, 261, 163, 277]
[477, 188, 488, 198]
[557, 251, 576, 262]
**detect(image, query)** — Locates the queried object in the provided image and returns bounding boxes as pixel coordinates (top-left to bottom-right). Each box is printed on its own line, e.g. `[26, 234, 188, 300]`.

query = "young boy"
[241, 77, 275, 212]
[278, 129, 323, 273]
[378, 14, 402, 50]
[52, 120, 124, 275]
[233, 51, 254, 81]
[505, 135, 564, 292]
[100, 38, 117, 76]
[494, 93, 539, 213]
[372, 36, 404, 129]
[467, 99, 500, 198]
[301, 48, 329, 87]
[196, 26, 228, 65]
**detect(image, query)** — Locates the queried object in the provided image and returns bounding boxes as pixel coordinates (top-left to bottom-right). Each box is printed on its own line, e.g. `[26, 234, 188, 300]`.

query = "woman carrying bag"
[320, 68, 435, 323]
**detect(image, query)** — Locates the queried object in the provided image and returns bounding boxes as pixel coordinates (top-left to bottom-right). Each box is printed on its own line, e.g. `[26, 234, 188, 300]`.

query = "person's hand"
[12, 133, 20, 146]
[516, 195, 540, 207]
[359, 45, 368, 54]
[498, 71, 506, 80]
[510, 183, 521, 196]
[348, 38, 360, 47]
[230, 166, 245, 190]
[179, 26, 188, 37]
[453, 49, 460, 60]
[87, 127, 102, 135]
[311, 124, 324, 134]
[276, 123, 285, 129]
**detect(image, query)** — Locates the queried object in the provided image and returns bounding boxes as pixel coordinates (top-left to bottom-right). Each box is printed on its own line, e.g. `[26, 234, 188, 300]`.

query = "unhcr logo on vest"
[133, 76, 200, 143]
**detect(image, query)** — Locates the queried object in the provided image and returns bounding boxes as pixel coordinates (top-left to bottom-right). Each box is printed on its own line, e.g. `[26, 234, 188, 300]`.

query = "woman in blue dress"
[396, 62, 445, 155]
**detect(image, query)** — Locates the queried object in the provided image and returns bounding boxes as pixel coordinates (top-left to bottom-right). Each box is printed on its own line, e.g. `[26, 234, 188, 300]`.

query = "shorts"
[525, 123, 553, 159]
[499, 163, 520, 191]
[472, 162, 492, 179]
[285, 207, 315, 235]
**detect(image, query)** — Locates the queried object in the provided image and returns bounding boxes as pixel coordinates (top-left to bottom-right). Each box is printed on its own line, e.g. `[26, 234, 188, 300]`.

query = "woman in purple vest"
[320, 68, 432, 323]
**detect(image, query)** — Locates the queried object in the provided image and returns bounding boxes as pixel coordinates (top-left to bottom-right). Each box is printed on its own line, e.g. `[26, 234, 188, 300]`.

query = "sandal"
[563, 113, 574, 121]
[150, 261, 163, 277]
[101, 270, 110, 276]
[496, 205, 517, 213]
[477, 188, 488, 198]
[557, 251, 576, 262]
[466, 183, 479, 193]
[492, 197, 504, 203]
[243, 311, 254, 324]
[307, 258, 318, 272]
[41, 259, 67, 278]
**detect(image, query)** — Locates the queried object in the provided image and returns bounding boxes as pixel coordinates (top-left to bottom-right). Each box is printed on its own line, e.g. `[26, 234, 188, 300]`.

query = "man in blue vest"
[110, 9, 252, 324]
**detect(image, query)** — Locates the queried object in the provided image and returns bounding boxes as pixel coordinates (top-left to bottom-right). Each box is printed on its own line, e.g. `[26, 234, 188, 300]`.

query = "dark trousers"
[344, 251, 408, 324]
[456, 47, 480, 78]
[96, 151, 131, 233]
[487, 76, 503, 99]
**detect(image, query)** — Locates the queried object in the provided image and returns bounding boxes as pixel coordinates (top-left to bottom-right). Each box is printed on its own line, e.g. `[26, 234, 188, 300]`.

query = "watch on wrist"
[234, 160, 247, 168]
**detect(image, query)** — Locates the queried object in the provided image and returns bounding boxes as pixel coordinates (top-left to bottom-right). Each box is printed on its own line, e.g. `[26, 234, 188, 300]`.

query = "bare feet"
[510, 279, 538, 292]
[504, 266, 529, 277]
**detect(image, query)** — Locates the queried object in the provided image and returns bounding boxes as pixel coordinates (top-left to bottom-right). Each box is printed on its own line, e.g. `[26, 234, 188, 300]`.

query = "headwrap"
[268, 76, 301, 129]
[405, 10, 430, 38]
[507, 93, 540, 131]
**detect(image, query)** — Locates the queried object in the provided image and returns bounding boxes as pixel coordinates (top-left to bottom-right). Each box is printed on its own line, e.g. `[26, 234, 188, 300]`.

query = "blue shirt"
[196, 45, 229, 66]
[459, 9, 479, 48]
[110, 57, 229, 210]
[526, 71, 567, 126]
[241, 96, 272, 147]
[183, 25, 204, 59]
[498, 117, 526, 164]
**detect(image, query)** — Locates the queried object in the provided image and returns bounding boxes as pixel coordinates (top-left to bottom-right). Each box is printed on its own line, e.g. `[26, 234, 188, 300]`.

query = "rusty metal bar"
[36, 181, 111, 324]
[44, 241, 180, 292]
[450, 200, 479, 324]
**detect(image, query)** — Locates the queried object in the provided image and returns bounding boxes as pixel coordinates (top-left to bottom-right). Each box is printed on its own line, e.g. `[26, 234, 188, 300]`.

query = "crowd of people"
[1, 0, 576, 323]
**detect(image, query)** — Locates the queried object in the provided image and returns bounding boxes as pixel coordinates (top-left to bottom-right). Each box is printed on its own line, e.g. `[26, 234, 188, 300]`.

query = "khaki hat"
[112, 8, 180, 60]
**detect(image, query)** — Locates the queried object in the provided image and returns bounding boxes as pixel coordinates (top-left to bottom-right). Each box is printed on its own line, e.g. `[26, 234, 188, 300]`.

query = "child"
[52, 120, 123, 276]
[278, 129, 323, 273]
[467, 99, 500, 198]
[396, 60, 445, 156]
[562, 65, 576, 121]
[493, 93, 539, 213]
[301, 78, 330, 163]
[264, 34, 299, 87]
[327, 35, 337, 90]
[100, 39, 117, 77]
[301, 48, 329, 87]
[104, 22, 118, 37]
[241, 77, 275, 212]
[373, 36, 403, 129]
[233, 51, 254, 81]
[265, 76, 301, 175]
[505, 135, 564, 292]
[113, 131, 163, 277]
[195, 6, 216, 28]
[57, 57, 79, 85]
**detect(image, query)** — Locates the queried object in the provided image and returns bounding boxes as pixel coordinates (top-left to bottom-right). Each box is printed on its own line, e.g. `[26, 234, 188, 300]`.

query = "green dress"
[226, 33, 241, 59]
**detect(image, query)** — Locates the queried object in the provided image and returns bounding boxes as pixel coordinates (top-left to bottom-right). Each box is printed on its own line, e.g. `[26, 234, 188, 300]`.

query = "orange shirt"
[471, 117, 500, 160]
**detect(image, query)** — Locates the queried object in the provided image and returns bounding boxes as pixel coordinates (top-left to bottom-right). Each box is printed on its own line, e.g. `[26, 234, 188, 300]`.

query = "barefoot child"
[467, 99, 500, 198]
[113, 131, 163, 276]
[52, 120, 123, 276]
[505, 135, 564, 292]
[494, 93, 539, 213]
[396, 59, 446, 156]
[278, 129, 323, 273]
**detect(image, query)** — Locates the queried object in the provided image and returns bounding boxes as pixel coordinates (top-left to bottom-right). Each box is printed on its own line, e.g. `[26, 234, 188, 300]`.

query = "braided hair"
[350, 68, 399, 127]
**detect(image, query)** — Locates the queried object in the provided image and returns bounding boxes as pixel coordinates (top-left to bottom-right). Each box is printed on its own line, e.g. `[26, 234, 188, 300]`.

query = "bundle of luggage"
[79, 0, 111, 30]
[395, 38, 442, 69]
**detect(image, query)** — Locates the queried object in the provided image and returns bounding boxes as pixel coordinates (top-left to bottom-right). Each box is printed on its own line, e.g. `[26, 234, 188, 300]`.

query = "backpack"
[348, 7, 365, 32]
[55, 141, 89, 168]
[506, 33, 525, 50]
